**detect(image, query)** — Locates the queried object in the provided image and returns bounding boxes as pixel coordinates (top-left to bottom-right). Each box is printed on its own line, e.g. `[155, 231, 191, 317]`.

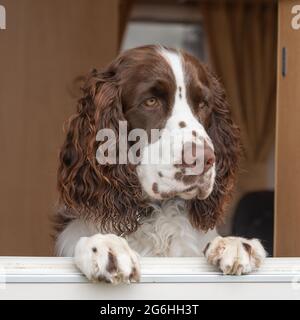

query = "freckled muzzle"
[136, 128, 216, 201]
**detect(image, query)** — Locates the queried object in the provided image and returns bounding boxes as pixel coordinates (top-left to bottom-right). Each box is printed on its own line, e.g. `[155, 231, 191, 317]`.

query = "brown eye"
[143, 97, 159, 108]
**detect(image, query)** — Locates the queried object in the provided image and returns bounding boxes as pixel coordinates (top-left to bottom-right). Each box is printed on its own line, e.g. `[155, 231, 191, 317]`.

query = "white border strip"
[0, 257, 300, 283]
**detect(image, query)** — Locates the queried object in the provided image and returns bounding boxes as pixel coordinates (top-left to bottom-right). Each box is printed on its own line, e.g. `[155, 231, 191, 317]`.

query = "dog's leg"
[55, 220, 140, 284]
[203, 236, 266, 275]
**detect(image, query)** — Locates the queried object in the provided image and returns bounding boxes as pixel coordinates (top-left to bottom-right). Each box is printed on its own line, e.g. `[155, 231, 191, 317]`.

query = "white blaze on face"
[160, 49, 210, 137]
[136, 48, 215, 200]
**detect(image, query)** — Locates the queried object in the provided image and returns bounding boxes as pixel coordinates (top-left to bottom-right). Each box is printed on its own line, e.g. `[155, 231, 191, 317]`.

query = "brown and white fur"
[55, 45, 266, 284]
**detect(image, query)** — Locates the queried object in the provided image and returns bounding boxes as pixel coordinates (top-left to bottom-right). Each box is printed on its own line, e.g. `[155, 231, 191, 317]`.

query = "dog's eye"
[142, 97, 159, 108]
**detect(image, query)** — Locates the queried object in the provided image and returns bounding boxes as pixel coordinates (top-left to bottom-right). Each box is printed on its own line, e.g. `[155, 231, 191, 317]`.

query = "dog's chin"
[146, 183, 214, 201]
[178, 187, 199, 200]
[178, 170, 216, 200]
[179, 185, 214, 200]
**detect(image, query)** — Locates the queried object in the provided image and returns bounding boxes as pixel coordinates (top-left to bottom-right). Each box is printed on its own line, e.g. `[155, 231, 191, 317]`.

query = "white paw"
[74, 234, 140, 284]
[203, 236, 266, 275]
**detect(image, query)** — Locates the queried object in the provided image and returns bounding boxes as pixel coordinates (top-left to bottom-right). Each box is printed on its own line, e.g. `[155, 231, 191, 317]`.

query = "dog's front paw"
[74, 234, 140, 284]
[203, 236, 266, 275]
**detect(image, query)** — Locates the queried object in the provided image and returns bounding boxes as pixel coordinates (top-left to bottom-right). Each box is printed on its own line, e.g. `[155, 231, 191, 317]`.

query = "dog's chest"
[126, 199, 217, 257]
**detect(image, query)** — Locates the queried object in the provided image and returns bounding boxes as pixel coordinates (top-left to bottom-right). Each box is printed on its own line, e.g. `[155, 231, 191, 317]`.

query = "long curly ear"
[188, 73, 240, 231]
[57, 68, 147, 235]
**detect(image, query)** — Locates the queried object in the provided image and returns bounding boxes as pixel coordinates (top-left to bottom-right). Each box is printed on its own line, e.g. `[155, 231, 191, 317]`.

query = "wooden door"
[275, 0, 300, 256]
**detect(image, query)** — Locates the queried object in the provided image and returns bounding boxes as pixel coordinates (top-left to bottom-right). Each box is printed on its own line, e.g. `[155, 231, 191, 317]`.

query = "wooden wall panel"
[275, 0, 300, 256]
[0, 0, 119, 255]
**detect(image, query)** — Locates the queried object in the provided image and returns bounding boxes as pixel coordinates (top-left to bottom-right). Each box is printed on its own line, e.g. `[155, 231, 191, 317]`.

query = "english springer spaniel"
[55, 45, 266, 283]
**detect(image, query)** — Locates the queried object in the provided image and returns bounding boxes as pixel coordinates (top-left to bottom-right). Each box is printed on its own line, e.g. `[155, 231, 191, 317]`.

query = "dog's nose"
[181, 141, 215, 174]
[203, 142, 215, 173]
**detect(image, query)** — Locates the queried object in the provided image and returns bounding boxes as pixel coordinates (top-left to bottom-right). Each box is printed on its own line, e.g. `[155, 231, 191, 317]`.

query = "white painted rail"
[1, 257, 300, 299]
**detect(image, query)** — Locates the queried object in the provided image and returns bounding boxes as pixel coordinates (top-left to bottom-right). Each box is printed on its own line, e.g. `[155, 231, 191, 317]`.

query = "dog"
[55, 45, 266, 283]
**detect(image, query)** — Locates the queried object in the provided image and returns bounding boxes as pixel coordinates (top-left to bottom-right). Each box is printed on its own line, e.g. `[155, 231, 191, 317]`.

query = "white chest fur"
[126, 199, 218, 257]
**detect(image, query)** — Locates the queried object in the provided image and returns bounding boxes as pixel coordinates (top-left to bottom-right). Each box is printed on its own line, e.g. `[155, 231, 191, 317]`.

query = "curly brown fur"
[56, 67, 149, 236]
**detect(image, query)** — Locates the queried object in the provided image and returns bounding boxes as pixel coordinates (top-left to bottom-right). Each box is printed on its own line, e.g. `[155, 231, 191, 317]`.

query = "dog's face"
[58, 45, 240, 234]
[120, 47, 216, 200]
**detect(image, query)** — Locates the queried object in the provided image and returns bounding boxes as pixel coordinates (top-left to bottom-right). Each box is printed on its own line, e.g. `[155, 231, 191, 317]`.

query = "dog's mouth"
[156, 175, 215, 201]
[178, 186, 198, 200]
[172, 167, 215, 199]
[137, 160, 216, 201]
[178, 183, 213, 200]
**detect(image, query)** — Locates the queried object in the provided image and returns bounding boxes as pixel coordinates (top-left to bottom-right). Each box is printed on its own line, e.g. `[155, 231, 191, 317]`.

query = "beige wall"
[275, 0, 300, 256]
[0, 0, 119, 255]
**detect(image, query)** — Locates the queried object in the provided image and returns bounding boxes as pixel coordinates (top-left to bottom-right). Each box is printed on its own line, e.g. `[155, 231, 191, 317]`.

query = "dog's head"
[57, 45, 240, 234]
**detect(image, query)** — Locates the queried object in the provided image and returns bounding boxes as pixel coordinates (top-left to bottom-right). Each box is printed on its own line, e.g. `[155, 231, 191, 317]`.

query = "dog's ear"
[188, 72, 240, 231]
[57, 66, 147, 235]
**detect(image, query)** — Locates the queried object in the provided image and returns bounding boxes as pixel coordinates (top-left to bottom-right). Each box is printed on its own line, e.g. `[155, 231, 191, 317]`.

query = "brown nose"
[203, 142, 215, 173]
[181, 141, 215, 174]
